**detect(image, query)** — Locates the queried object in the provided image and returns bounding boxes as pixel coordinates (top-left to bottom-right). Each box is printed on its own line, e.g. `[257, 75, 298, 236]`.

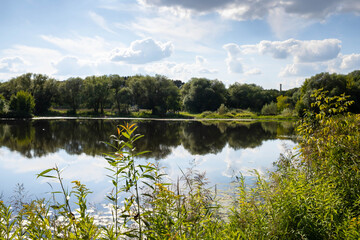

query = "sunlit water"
[0, 119, 297, 206]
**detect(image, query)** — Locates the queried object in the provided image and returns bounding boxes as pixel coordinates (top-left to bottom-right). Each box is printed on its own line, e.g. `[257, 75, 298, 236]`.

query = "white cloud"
[3, 45, 62, 75]
[223, 43, 243, 73]
[52, 56, 96, 76]
[245, 68, 262, 76]
[110, 38, 173, 64]
[89, 11, 115, 34]
[340, 54, 360, 70]
[257, 39, 299, 59]
[142, 56, 218, 80]
[294, 39, 341, 62]
[279, 62, 327, 77]
[0, 57, 26, 73]
[242, 38, 341, 63]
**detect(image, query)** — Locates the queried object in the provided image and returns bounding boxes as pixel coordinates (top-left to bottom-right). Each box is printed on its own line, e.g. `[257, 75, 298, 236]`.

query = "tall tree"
[109, 74, 127, 114]
[30, 74, 58, 114]
[83, 75, 111, 114]
[60, 77, 83, 113]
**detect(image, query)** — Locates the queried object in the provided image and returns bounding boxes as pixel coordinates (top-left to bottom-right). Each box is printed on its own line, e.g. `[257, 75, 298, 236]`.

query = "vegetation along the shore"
[0, 70, 359, 118]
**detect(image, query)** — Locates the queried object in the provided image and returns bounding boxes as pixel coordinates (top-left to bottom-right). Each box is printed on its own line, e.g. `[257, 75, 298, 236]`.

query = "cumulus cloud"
[3, 45, 62, 75]
[242, 38, 341, 63]
[279, 62, 327, 77]
[223, 43, 243, 73]
[0, 57, 26, 73]
[52, 56, 96, 76]
[142, 56, 218, 80]
[340, 54, 360, 70]
[110, 38, 173, 64]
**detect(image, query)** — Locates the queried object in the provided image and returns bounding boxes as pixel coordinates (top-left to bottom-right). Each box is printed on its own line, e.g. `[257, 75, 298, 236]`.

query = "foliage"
[83, 75, 111, 114]
[181, 78, 227, 113]
[297, 71, 360, 114]
[217, 103, 228, 115]
[227, 83, 279, 111]
[59, 77, 83, 114]
[276, 95, 290, 112]
[129, 75, 180, 115]
[31, 74, 58, 114]
[9, 90, 35, 117]
[0, 94, 8, 115]
[261, 101, 277, 115]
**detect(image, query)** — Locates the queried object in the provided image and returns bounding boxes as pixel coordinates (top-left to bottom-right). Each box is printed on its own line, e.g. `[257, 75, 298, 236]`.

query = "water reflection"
[0, 119, 296, 159]
[0, 119, 296, 203]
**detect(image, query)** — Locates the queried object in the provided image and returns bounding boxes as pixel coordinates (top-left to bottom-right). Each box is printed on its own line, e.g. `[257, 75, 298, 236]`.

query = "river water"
[0, 119, 296, 205]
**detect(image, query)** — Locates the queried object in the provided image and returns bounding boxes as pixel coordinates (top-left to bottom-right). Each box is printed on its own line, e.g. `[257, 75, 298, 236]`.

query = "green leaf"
[142, 174, 155, 181]
[122, 132, 130, 139]
[37, 168, 55, 178]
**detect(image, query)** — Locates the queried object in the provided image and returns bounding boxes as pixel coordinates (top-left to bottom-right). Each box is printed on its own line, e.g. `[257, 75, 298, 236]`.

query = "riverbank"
[0, 108, 298, 121]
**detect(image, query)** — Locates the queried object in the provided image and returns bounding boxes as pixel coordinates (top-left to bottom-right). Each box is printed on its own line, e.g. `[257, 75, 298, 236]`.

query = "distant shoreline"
[0, 116, 296, 121]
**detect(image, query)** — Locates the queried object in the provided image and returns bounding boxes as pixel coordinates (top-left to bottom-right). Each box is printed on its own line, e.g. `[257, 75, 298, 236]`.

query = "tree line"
[0, 71, 359, 117]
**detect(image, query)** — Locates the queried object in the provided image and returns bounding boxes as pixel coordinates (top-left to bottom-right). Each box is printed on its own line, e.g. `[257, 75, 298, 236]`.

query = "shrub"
[261, 101, 277, 115]
[217, 103, 228, 114]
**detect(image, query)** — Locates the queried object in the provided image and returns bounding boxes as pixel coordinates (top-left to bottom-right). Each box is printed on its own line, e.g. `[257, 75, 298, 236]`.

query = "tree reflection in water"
[0, 119, 295, 159]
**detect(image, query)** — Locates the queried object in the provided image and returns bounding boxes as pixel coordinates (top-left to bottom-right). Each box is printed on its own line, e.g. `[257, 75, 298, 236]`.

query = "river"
[0, 119, 296, 205]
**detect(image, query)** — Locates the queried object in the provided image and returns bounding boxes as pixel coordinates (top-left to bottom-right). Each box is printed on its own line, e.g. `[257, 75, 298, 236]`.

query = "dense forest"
[0, 70, 359, 117]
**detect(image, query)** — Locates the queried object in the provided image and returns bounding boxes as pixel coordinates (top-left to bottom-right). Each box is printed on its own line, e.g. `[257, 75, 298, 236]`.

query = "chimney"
[280, 84, 282, 92]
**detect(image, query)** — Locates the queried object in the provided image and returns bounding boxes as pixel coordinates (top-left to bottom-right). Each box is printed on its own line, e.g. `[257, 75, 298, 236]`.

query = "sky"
[0, 0, 360, 89]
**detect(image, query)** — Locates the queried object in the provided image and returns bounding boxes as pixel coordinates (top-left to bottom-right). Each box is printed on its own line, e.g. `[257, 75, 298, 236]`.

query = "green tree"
[129, 75, 180, 115]
[109, 75, 128, 114]
[83, 75, 111, 114]
[9, 91, 35, 117]
[0, 94, 7, 115]
[59, 77, 83, 114]
[296, 71, 360, 115]
[227, 83, 277, 111]
[181, 78, 227, 113]
[0, 73, 32, 99]
[30, 74, 58, 114]
[276, 95, 290, 112]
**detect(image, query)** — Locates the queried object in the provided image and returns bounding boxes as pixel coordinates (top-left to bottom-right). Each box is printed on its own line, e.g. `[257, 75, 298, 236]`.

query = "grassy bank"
[32, 108, 297, 121]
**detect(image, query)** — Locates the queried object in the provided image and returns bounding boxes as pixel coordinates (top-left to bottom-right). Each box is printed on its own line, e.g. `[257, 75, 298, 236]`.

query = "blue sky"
[1, 0, 360, 89]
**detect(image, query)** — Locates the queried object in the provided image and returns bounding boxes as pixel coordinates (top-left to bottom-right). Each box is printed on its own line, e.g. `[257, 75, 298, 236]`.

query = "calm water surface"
[0, 119, 296, 204]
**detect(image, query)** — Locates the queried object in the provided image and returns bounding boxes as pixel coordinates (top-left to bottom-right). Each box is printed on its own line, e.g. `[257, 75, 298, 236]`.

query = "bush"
[217, 103, 228, 114]
[261, 101, 277, 115]
[281, 108, 294, 117]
